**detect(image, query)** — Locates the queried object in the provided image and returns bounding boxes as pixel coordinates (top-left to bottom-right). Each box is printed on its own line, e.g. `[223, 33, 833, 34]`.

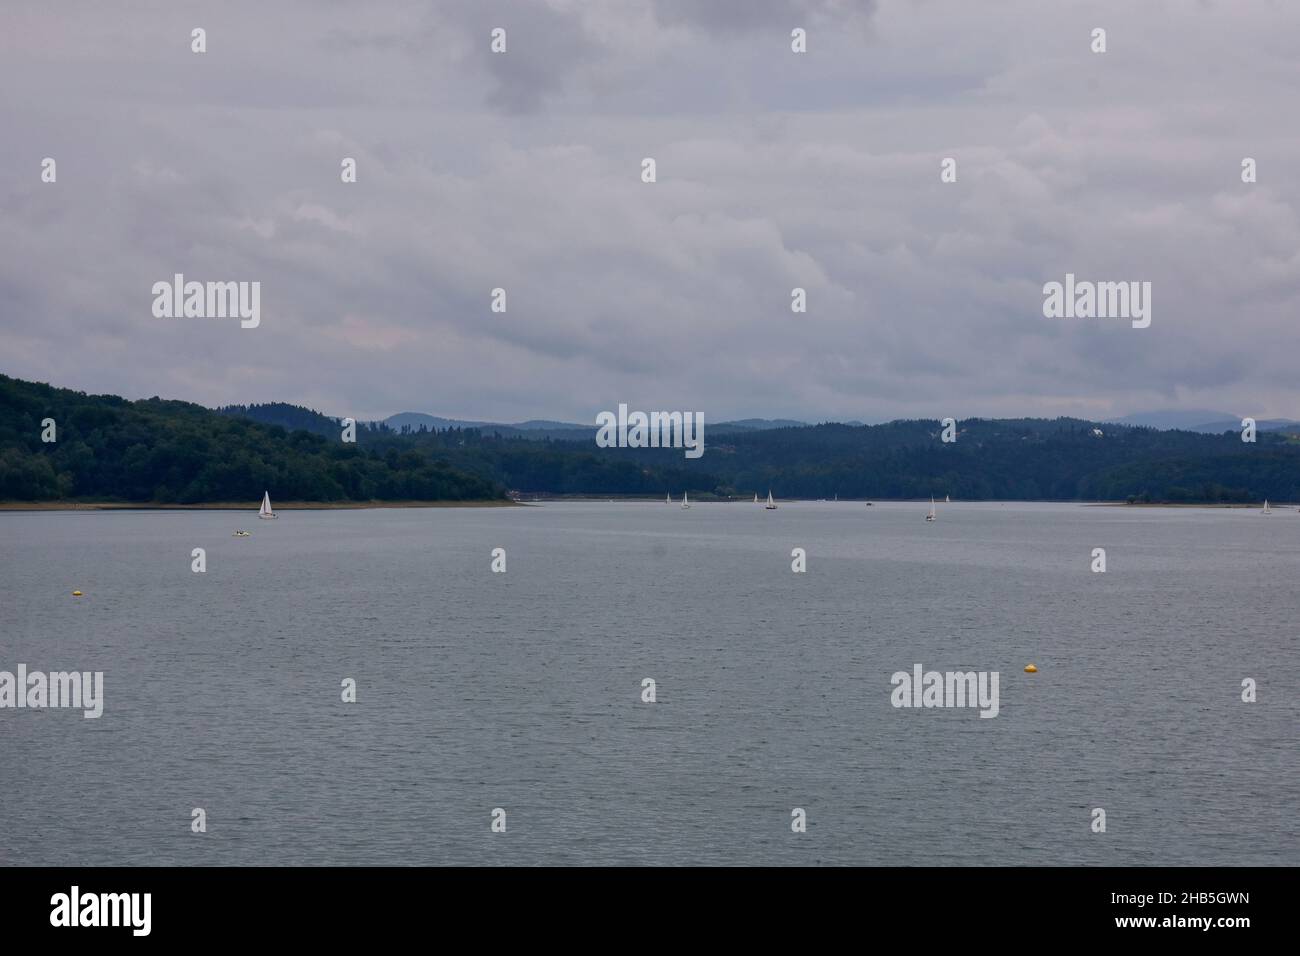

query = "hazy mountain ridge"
[1107, 410, 1300, 434]
[228, 403, 1300, 440]
[381, 412, 814, 439]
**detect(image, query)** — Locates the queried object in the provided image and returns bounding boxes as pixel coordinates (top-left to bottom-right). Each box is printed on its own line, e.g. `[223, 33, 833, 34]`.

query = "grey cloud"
[1, 0, 1299, 424]
[477, 4, 601, 114]
[651, 0, 877, 33]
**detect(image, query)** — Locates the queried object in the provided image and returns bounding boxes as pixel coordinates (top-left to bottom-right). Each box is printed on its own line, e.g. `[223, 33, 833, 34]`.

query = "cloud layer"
[1, 0, 1298, 423]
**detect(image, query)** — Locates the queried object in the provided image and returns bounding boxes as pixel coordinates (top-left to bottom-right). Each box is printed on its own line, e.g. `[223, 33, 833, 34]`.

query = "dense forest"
[4, 374, 1299, 503]
[0, 376, 503, 503]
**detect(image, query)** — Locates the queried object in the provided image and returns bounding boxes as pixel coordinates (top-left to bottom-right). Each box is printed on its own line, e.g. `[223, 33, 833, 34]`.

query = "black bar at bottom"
[0, 866, 1282, 942]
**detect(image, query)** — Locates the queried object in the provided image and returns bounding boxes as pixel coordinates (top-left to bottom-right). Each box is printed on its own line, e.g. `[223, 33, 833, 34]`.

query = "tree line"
[5, 374, 1299, 503]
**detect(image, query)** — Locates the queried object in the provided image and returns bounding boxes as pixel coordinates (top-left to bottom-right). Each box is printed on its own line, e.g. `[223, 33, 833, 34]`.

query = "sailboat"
[666, 493, 672, 505]
[1262, 499, 1272, 515]
[258, 491, 278, 519]
[945, 494, 950, 503]
[754, 493, 759, 504]
[765, 490, 778, 510]
[926, 497, 936, 521]
[681, 492, 691, 510]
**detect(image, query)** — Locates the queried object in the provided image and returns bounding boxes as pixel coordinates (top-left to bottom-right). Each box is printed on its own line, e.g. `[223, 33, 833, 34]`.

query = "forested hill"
[703, 419, 1300, 502]
[4, 374, 1300, 503]
[365, 415, 1300, 502]
[216, 402, 356, 437]
[0, 375, 504, 503]
[215, 395, 1300, 503]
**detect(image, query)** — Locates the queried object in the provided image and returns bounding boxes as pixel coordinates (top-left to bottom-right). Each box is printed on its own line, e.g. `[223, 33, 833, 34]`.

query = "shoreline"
[1086, 501, 1284, 509]
[3, 498, 1285, 512]
[0, 499, 520, 512]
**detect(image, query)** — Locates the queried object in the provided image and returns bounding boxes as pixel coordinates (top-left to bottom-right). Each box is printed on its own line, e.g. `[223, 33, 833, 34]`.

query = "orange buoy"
[1024, 664, 1037, 673]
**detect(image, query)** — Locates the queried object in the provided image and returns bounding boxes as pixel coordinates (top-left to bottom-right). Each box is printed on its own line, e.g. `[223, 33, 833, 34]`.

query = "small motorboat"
[233, 530, 251, 537]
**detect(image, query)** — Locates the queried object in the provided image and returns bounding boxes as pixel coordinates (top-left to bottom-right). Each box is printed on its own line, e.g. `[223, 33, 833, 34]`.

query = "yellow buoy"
[1024, 664, 1037, 673]
[72, 590, 83, 597]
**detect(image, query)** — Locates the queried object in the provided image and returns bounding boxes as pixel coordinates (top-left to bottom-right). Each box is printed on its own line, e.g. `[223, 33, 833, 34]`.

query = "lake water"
[1, 501, 1296, 866]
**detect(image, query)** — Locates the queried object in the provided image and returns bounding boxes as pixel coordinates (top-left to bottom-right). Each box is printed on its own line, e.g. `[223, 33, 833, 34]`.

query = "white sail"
[754, 493, 759, 504]
[945, 495, 950, 503]
[926, 497, 936, 521]
[1262, 499, 1272, 514]
[258, 491, 277, 519]
[666, 493, 671, 504]
[681, 491, 690, 509]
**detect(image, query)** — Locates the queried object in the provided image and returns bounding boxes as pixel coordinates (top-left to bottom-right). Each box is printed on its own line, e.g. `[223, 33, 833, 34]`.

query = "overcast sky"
[2, 0, 1298, 424]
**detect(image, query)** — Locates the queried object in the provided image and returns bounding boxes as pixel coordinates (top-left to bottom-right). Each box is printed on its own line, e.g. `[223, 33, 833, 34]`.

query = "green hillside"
[0, 375, 504, 503]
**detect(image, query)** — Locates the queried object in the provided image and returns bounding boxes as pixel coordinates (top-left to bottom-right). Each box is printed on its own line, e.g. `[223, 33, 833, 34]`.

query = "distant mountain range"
[226, 405, 1299, 440]
[381, 412, 813, 440]
[1107, 410, 1300, 434]
[218, 402, 1300, 450]
[391, 409, 1299, 437]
